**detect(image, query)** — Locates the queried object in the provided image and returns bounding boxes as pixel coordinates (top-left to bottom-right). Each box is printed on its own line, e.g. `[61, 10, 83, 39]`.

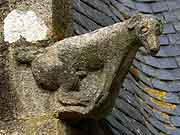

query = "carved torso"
[30, 14, 162, 120]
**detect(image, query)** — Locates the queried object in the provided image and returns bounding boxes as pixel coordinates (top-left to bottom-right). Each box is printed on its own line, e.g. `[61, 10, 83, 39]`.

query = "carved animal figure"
[31, 13, 162, 120]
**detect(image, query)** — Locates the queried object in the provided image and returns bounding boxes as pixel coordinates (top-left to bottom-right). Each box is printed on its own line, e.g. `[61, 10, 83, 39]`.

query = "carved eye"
[141, 27, 148, 34]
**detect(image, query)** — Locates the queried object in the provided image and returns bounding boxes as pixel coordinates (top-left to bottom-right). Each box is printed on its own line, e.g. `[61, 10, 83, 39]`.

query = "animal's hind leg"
[56, 71, 107, 107]
[57, 79, 91, 107]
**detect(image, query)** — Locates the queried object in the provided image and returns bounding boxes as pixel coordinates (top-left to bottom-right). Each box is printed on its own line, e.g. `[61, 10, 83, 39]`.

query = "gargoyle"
[31, 13, 163, 120]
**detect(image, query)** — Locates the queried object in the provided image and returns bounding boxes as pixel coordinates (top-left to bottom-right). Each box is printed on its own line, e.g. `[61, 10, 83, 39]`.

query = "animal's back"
[51, 22, 127, 70]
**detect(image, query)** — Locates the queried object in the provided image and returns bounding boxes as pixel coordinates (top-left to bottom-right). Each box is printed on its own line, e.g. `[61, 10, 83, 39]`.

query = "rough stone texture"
[53, 0, 73, 39]
[7, 0, 73, 41]
[31, 14, 162, 120]
[0, 0, 75, 134]
[0, 9, 161, 134]
[0, 0, 168, 134]
[0, 114, 67, 135]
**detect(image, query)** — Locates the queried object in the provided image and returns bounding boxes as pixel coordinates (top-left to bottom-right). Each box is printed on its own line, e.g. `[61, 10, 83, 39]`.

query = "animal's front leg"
[94, 60, 120, 108]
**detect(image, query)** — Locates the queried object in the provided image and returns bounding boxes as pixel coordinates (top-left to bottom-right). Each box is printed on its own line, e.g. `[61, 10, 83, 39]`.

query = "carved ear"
[157, 18, 164, 34]
[127, 13, 143, 30]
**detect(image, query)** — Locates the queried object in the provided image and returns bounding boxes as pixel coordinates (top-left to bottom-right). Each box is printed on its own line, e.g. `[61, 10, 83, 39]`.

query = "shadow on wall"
[0, 44, 17, 122]
[67, 119, 113, 135]
[52, 0, 73, 40]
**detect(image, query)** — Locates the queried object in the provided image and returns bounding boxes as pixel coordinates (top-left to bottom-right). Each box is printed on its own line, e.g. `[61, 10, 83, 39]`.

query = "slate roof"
[73, 0, 180, 135]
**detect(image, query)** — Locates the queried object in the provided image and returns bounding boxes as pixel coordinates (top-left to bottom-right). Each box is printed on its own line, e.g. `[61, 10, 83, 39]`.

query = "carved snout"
[144, 34, 160, 56]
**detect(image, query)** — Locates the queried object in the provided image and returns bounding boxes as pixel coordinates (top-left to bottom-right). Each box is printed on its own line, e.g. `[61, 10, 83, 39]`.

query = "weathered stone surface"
[0, 0, 74, 134]
[0, 1, 162, 134]
[0, 114, 66, 135]
[31, 14, 162, 121]
[7, 0, 73, 41]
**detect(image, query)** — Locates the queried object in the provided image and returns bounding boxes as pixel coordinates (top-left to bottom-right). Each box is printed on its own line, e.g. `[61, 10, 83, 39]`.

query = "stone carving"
[25, 13, 162, 120]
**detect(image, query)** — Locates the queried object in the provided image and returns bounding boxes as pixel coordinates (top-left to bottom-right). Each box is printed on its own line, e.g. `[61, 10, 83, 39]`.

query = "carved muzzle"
[144, 33, 160, 56]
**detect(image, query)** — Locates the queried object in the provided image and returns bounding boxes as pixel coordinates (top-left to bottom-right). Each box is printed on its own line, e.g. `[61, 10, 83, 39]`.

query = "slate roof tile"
[109, 0, 131, 19]
[145, 121, 165, 135]
[135, 2, 153, 13]
[107, 5, 124, 22]
[129, 67, 180, 93]
[115, 98, 145, 124]
[163, 24, 176, 34]
[99, 0, 111, 5]
[174, 9, 180, 21]
[135, 0, 157, 2]
[123, 75, 173, 135]
[167, 81, 180, 92]
[168, 33, 180, 44]
[154, 45, 180, 57]
[167, 1, 180, 11]
[119, 0, 136, 9]
[123, 73, 144, 94]
[159, 35, 169, 45]
[136, 55, 178, 69]
[151, 79, 180, 92]
[73, 22, 88, 35]
[80, 0, 117, 21]
[151, 78, 170, 91]
[106, 115, 135, 135]
[73, 10, 102, 32]
[137, 89, 180, 116]
[144, 107, 171, 124]
[175, 56, 180, 67]
[155, 57, 178, 69]
[142, 85, 180, 104]
[112, 109, 153, 135]
[165, 45, 180, 56]
[134, 63, 170, 80]
[167, 129, 180, 135]
[131, 82, 180, 105]
[163, 12, 178, 23]
[135, 62, 177, 80]
[142, 108, 172, 133]
[118, 89, 141, 109]
[135, 90, 176, 135]
[151, 2, 168, 13]
[130, 66, 153, 86]
[73, 0, 114, 26]
[174, 22, 180, 32]
[148, 117, 171, 134]
[171, 116, 180, 127]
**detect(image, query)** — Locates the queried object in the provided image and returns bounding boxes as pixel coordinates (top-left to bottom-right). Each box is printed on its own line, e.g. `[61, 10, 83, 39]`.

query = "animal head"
[127, 13, 163, 55]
